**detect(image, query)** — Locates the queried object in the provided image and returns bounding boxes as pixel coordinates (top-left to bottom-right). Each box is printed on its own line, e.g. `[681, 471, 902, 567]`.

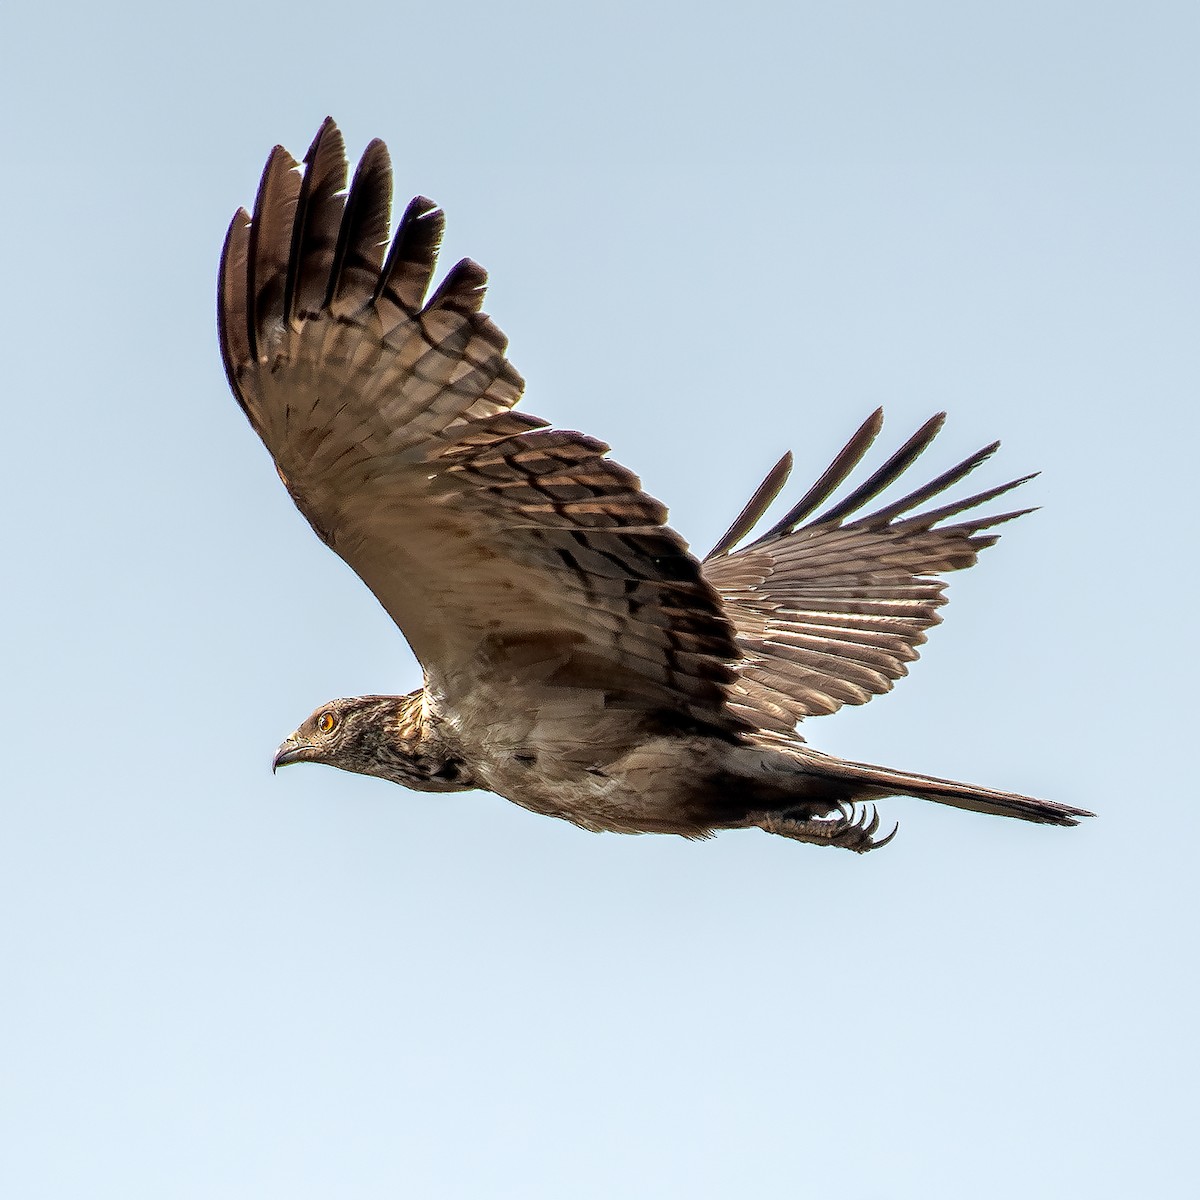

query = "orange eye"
[317, 712, 336, 734]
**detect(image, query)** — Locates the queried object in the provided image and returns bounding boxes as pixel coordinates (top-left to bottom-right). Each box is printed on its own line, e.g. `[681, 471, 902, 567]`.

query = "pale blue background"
[2, 2, 1197, 1197]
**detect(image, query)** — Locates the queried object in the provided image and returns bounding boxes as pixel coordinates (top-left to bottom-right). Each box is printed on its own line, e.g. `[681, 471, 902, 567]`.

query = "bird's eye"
[317, 712, 337, 734]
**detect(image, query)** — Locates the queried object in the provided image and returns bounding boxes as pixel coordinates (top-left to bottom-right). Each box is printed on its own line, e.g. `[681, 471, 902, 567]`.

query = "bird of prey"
[219, 118, 1091, 852]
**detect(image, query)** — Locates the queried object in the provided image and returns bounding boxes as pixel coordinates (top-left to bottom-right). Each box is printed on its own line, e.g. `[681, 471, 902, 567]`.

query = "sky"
[2, 2, 1197, 1196]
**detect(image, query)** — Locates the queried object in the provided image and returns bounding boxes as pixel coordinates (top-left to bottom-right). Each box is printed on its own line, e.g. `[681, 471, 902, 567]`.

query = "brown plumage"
[222, 119, 1092, 852]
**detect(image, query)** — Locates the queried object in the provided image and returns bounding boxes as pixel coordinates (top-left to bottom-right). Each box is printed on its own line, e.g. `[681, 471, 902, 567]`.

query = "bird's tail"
[733, 748, 1093, 851]
[813, 755, 1093, 826]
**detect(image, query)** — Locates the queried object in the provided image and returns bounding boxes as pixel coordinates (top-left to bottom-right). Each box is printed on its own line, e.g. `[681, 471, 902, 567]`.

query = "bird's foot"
[757, 803, 899, 853]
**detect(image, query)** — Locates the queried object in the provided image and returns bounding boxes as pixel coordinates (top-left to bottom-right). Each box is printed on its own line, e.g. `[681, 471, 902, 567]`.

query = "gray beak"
[272, 740, 310, 773]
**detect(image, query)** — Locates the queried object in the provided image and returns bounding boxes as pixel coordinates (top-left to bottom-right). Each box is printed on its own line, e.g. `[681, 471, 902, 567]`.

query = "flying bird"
[219, 119, 1091, 852]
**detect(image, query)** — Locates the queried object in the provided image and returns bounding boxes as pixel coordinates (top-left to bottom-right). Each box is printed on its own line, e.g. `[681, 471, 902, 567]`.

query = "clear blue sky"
[3, 2, 1196, 1196]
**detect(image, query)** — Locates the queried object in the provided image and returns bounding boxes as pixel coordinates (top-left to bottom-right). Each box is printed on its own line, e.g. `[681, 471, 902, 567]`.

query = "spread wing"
[701, 411, 1035, 733]
[220, 119, 744, 729]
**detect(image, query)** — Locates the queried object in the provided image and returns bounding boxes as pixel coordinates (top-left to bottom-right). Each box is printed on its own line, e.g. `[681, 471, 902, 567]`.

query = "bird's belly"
[482, 763, 634, 832]
[435, 680, 751, 836]
[469, 725, 733, 836]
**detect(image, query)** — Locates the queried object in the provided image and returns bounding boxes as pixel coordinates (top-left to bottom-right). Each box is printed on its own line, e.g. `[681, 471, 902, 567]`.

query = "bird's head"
[272, 696, 403, 779]
[271, 692, 474, 792]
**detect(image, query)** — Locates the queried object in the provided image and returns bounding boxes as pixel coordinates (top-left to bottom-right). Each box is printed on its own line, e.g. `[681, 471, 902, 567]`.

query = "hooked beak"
[272, 739, 314, 773]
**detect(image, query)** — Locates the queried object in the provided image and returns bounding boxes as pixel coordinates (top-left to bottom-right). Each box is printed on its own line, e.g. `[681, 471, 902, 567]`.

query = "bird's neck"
[371, 689, 478, 793]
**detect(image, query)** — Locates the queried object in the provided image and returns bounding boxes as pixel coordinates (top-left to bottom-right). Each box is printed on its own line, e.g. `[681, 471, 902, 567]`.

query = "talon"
[757, 805, 899, 853]
[874, 821, 900, 849]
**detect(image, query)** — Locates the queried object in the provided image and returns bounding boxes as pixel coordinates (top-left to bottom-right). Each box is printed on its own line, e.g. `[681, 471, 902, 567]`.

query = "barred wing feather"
[220, 119, 744, 729]
[702, 411, 1035, 732]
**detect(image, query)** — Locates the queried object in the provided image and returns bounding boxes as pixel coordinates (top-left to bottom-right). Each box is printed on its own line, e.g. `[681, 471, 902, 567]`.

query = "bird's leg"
[755, 803, 898, 854]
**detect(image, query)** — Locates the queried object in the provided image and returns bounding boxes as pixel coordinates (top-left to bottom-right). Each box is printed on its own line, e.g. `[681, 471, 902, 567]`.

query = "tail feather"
[824, 757, 1092, 826]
